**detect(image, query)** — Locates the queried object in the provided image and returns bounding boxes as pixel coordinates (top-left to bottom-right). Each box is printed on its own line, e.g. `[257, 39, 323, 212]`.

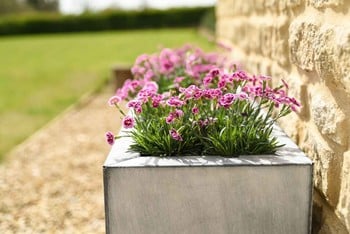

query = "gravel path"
[0, 86, 121, 233]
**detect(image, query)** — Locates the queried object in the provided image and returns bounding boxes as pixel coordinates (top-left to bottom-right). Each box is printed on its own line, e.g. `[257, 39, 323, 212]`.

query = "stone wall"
[216, 0, 350, 233]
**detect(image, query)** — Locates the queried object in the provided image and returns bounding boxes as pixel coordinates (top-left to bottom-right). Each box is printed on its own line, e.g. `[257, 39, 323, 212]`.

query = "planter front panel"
[104, 126, 313, 234]
[104, 165, 312, 234]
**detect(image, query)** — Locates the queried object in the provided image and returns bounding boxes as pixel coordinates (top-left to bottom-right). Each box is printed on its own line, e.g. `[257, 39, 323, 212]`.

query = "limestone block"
[333, 26, 350, 94]
[236, 54, 269, 75]
[228, 20, 263, 55]
[277, 0, 302, 11]
[309, 0, 344, 8]
[270, 21, 290, 67]
[301, 130, 341, 207]
[263, 0, 302, 12]
[336, 151, 350, 231]
[314, 25, 350, 95]
[230, 0, 266, 15]
[229, 21, 252, 52]
[264, 0, 280, 8]
[310, 88, 347, 146]
[284, 0, 302, 7]
[289, 19, 321, 71]
[216, 0, 234, 18]
[313, 27, 336, 82]
[232, 53, 273, 76]
[231, 0, 255, 15]
[260, 17, 289, 66]
[277, 113, 301, 142]
[228, 0, 301, 14]
[216, 19, 235, 43]
[229, 16, 289, 66]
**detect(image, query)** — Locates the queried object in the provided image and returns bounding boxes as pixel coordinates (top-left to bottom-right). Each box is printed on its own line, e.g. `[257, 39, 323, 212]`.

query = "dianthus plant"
[107, 65, 300, 157]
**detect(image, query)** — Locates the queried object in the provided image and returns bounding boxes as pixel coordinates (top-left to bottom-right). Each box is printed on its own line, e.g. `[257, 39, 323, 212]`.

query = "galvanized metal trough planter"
[103, 125, 313, 234]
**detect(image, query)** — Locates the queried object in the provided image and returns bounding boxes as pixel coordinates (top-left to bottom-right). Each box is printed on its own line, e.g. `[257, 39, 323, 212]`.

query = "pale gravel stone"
[0, 86, 122, 233]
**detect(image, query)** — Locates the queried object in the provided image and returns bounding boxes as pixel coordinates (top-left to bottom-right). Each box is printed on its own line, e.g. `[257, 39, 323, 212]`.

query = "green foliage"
[201, 101, 282, 157]
[129, 102, 202, 156]
[0, 7, 214, 36]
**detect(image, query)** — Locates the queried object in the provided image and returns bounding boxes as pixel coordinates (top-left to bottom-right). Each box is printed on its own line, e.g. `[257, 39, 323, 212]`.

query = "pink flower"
[259, 75, 271, 80]
[166, 109, 184, 124]
[226, 74, 235, 83]
[203, 88, 222, 99]
[216, 41, 233, 51]
[290, 97, 300, 107]
[127, 100, 139, 108]
[179, 85, 202, 99]
[116, 88, 128, 100]
[137, 90, 153, 102]
[159, 57, 175, 74]
[108, 95, 121, 106]
[105, 131, 115, 145]
[218, 78, 227, 88]
[122, 116, 135, 129]
[203, 75, 213, 87]
[174, 76, 185, 83]
[232, 70, 248, 80]
[199, 119, 208, 127]
[193, 89, 203, 99]
[276, 89, 286, 97]
[167, 96, 185, 107]
[143, 81, 159, 93]
[123, 79, 140, 92]
[209, 68, 220, 77]
[166, 114, 175, 124]
[134, 54, 149, 65]
[287, 97, 301, 111]
[281, 79, 289, 89]
[144, 70, 155, 81]
[169, 128, 183, 141]
[127, 100, 142, 114]
[192, 107, 199, 114]
[238, 92, 248, 100]
[130, 80, 140, 90]
[151, 94, 163, 108]
[219, 93, 237, 108]
[174, 109, 184, 117]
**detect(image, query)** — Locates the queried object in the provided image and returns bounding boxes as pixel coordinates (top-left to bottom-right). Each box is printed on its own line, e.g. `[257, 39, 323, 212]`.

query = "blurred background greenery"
[0, 0, 216, 160]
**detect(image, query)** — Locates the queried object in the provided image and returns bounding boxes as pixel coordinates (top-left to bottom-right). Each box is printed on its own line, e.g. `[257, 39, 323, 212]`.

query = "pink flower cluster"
[179, 85, 223, 100]
[106, 45, 300, 146]
[242, 83, 300, 111]
[113, 45, 227, 103]
[166, 109, 184, 124]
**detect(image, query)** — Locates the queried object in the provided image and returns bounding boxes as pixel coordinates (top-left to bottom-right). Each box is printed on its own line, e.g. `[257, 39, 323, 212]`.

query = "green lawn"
[0, 28, 215, 159]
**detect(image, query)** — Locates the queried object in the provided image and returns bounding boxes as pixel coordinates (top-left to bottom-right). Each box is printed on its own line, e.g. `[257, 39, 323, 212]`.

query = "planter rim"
[104, 124, 312, 168]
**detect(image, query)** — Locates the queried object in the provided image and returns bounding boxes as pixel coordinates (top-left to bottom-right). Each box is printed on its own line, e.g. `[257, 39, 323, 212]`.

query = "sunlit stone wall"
[216, 0, 350, 232]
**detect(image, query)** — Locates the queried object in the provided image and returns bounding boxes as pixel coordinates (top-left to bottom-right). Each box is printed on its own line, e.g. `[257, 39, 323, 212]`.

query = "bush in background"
[0, 7, 214, 36]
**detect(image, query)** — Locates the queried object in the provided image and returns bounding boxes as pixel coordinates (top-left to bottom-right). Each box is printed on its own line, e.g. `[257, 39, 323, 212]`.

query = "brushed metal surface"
[104, 165, 312, 234]
[103, 125, 313, 234]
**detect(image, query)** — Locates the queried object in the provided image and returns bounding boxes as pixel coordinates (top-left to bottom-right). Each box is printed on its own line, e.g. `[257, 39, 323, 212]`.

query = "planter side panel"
[105, 165, 312, 234]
